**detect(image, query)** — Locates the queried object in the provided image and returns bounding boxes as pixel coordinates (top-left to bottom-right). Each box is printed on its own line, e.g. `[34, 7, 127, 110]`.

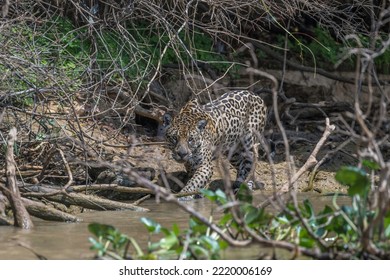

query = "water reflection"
[0, 192, 350, 259]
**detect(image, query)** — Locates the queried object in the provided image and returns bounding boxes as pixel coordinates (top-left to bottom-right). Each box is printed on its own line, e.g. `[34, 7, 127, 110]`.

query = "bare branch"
[4, 128, 34, 229]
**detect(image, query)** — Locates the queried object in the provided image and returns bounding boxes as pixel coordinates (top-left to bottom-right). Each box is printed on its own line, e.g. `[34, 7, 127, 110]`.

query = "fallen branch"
[23, 188, 149, 212]
[70, 184, 155, 194]
[4, 128, 34, 229]
[57, 148, 73, 190]
[21, 197, 81, 222]
[281, 118, 335, 192]
[133, 194, 151, 206]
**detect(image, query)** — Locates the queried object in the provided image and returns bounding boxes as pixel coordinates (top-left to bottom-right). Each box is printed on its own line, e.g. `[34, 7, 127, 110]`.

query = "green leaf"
[172, 223, 180, 236]
[275, 215, 289, 225]
[160, 227, 171, 236]
[189, 244, 210, 259]
[215, 189, 228, 204]
[299, 228, 315, 248]
[244, 205, 263, 225]
[140, 217, 161, 233]
[109, 232, 129, 250]
[189, 217, 208, 234]
[201, 189, 228, 204]
[302, 199, 315, 219]
[88, 237, 104, 250]
[362, 159, 380, 170]
[385, 212, 390, 238]
[200, 236, 220, 253]
[315, 226, 326, 238]
[236, 184, 253, 203]
[316, 205, 333, 237]
[201, 189, 217, 201]
[88, 223, 116, 238]
[335, 166, 370, 196]
[245, 206, 259, 224]
[159, 232, 179, 250]
[218, 239, 229, 250]
[219, 213, 233, 226]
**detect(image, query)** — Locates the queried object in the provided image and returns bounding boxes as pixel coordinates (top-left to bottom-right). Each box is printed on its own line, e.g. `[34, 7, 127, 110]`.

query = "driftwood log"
[21, 184, 149, 212]
[0, 181, 151, 225]
[21, 198, 81, 222]
[4, 128, 34, 229]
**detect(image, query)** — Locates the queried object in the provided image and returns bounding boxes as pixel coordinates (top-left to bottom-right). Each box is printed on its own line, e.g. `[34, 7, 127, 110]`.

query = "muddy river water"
[0, 192, 350, 259]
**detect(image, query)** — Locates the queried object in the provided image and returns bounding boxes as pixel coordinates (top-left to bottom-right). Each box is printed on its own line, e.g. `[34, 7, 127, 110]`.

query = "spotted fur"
[163, 90, 267, 200]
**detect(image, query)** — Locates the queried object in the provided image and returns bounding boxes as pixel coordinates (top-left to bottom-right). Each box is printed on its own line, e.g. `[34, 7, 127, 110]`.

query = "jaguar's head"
[163, 100, 213, 163]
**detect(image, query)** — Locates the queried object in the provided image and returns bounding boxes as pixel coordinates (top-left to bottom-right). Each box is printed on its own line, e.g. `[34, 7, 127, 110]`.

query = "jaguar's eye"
[188, 136, 194, 144]
[167, 136, 177, 146]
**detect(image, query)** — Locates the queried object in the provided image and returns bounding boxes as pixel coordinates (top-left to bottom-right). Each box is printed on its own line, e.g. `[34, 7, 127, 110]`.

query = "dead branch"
[134, 104, 164, 124]
[280, 118, 335, 192]
[17, 242, 48, 260]
[133, 194, 151, 206]
[57, 148, 73, 190]
[23, 189, 149, 212]
[70, 184, 154, 195]
[37, 146, 56, 182]
[305, 138, 353, 192]
[21, 197, 81, 222]
[258, 118, 336, 208]
[4, 128, 34, 229]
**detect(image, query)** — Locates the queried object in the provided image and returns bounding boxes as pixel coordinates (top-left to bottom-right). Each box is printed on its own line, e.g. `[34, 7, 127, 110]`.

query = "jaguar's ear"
[162, 113, 172, 127]
[197, 119, 208, 131]
[189, 99, 199, 106]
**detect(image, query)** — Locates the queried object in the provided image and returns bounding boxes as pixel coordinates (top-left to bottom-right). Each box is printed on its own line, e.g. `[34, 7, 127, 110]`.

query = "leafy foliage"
[335, 166, 370, 196]
[1, 15, 239, 102]
[88, 216, 226, 260]
[277, 26, 390, 73]
[89, 164, 390, 259]
[88, 223, 136, 259]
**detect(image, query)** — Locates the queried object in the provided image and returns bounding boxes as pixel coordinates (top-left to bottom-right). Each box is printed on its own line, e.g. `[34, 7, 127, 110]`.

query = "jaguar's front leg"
[178, 162, 213, 201]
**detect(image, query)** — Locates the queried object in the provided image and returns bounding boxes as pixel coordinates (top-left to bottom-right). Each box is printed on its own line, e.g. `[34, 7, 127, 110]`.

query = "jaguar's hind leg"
[229, 135, 257, 191]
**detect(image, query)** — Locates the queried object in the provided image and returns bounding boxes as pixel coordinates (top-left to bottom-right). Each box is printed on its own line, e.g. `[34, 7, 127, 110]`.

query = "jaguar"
[163, 90, 267, 200]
